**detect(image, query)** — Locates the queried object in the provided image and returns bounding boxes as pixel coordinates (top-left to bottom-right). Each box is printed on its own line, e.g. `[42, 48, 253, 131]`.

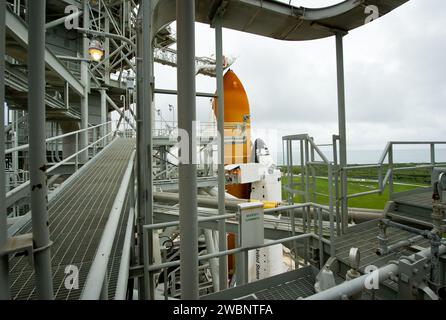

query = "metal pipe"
[177, 0, 199, 299]
[115, 208, 135, 300]
[328, 164, 335, 257]
[377, 235, 425, 256]
[305, 244, 446, 300]
[154, 88, 217, 98]
[80, 0, 90, 163]
[204, 229, 220, 292]
[45, 10, 83, 30]
[135, 0, 155, 300]
[100, 89, 107, 146]
[81, 151, 135, 299]
[28, 0, 53, 299]
[0, 0, 10, 300]
[76, 27, 136, 49]
[335, 32, 348, 234]
[154, 191, 244, 208]
[106, 94, 136, 131]
[147, 233, 317, 272]
[143, 213, 236, 230]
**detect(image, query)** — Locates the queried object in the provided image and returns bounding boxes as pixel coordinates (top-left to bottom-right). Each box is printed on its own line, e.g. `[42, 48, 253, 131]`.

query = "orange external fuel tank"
[212, 69, 252, 199]
[212, 69, 252, 279]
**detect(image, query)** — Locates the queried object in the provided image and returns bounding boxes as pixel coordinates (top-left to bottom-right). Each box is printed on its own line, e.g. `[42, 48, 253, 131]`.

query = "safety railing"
[5, 121, 117, 209]
[140, 201, 334, 299]
[282, 134, 337, 246]
[344, 141, 446, 200]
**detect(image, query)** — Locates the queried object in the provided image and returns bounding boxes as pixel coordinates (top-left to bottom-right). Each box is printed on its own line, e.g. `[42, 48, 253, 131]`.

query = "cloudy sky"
[153, 0, 446, 162]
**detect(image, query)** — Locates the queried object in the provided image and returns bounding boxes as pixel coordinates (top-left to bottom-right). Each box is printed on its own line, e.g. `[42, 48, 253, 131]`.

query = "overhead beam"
[5, 8, 84, 97]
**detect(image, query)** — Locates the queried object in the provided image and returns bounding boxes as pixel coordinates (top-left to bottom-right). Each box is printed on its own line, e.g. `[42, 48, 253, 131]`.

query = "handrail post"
[0, 0, 10, 300]
[430, 143, 436, 184]
[388, 144, 394, 199]
[75, 133, 79, 172]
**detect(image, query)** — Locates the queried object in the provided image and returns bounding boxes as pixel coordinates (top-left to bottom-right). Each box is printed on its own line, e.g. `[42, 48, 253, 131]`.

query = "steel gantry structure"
[3, 0, 446, 302]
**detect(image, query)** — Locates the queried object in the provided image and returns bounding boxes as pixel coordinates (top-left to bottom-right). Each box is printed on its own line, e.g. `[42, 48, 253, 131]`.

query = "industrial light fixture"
[88, 38, 104, 62]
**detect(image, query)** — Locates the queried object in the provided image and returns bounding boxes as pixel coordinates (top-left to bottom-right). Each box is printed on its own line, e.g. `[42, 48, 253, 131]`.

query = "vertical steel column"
[214, 17, 228, 291]
[100, 89, 107, 146]
[177, 0, 199, 299]
[80, 0, 90, 162]
[0, 0, 10, 300]
[430, 143, 435, 185]
[335, 32, 348, 233]
[332, 135, 341, 236]
[28, 0, 54, 299]
[142, 0, 155, 300]
[388, 144, 394, 199]
[136, 0, 155, 300]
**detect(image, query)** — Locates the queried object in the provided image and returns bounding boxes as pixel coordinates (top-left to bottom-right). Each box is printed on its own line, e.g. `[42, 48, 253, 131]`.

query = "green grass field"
[282, 176, 428, 210]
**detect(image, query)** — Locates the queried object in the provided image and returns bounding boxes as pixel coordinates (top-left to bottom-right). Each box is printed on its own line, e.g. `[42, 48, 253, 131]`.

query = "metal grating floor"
[335, 220, 429, 271]
[394, 190, 434, 209]
[8, 138, 135, 300]
[247, 271, 316, 300]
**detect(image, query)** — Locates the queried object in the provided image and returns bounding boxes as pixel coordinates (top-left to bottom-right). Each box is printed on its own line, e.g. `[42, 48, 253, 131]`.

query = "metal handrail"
[5, 121, 113, 154]
[5, 121, 121, 208]
[344, 141, 446, 199]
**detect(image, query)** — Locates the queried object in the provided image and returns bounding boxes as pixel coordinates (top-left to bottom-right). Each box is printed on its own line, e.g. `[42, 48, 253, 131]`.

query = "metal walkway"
[387, 188, 436, 227]
[8, 138, 135, 300]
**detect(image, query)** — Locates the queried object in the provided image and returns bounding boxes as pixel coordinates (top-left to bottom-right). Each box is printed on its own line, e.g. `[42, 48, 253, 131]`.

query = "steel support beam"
[214, 17, 228, 291]
[80, 0, 90, 163]
[335, 32, 348, 233]
[136, 0, 155, 300]
[0, 0, 10, 300]
[5, 9, 84, 97]
[28, 0, 54, 299]
[106, 94, 136, 131]
[177, 0, 199, 299]
[100, 89, 107, 145]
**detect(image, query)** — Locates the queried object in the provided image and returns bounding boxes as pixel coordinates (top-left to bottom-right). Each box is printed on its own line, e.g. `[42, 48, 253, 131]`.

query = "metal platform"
[333, 219, 430, 298]
[202, 266, 318, 300]
[8, 138, 135, 300]
[387, 188, 436, 227]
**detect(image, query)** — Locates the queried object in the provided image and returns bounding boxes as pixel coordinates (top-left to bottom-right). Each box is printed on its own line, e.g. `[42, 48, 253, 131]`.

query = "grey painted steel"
[151, 0, 407, 42]
[28, 0, 54, 300]
[306, 244, 446, 300]
[204, 229, 220, 292]
[154, 88, 217, 98]
[76, 28, 136, 50]
[215, 17, 228, 291]
[106, 94, 136, 131]
[177, 0, 199, 300]
[142, 0, 155, 300]
[146, 233, 316, 273]
[4, 9, 84, 96]
[9, 139, 135, 300]
[0, 0, 9, 300]
[115, 208, 134, 300]
[153, 192, 244, 210]
[45, 10, 83, 30]
[80, 0, 89, 163]
[100, 89, 107, 146]
[81, 150, 136, 300]
[335, 32, 348, 234]
[136, 0, 155, 300]
[144, 213, 236, 230]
